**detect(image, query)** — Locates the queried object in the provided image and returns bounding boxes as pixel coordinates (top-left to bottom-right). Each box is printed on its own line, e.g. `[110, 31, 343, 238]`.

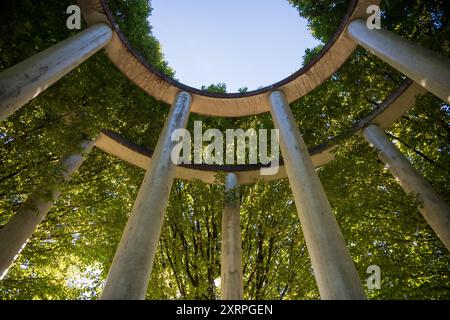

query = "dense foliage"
[0, 0, 448, 299]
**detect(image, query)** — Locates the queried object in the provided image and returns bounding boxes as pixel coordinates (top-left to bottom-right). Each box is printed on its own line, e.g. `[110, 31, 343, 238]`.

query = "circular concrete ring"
[77, 0, 380, 117]
[95, 80, 426, 185]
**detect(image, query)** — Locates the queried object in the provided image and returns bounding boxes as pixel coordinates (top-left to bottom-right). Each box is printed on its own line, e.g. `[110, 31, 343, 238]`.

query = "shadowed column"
[0, 24, 113, 121]
[268, 90, 366, 300]
[363, 124, 450, 251]
[0, 139, 95, 279]
[221, 173, 244, 300]
[101, 92, 192, 300]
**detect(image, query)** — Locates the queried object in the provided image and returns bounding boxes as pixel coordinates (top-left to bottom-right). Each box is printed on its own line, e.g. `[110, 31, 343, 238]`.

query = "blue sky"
[149, 0, 321, 93]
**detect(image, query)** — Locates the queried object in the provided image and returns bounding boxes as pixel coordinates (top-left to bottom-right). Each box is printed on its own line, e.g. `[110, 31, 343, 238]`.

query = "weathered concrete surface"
[364, 124, 450, 251]
[100, 92, 192, 300]
[0, 24, 112, 121]
[348, 19, 450, 104]
[221, 173, 244, 300]
[0, 139, 95, 279]
[269, 90, 366, 300]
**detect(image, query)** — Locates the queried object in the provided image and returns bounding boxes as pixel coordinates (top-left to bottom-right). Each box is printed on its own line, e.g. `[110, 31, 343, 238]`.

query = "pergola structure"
[0, 0, 449, 300]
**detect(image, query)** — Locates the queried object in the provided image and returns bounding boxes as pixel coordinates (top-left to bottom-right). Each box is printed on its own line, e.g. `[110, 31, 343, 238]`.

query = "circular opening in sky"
[150, 0, 321, 93]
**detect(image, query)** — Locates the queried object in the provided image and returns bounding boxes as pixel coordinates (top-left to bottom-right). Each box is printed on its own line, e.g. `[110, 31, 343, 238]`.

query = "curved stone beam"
[77, 0, 379, 117]
[94, 81, 426, 185]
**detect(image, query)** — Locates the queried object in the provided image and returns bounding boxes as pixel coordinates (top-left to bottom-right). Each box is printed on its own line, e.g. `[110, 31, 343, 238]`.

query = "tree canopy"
[0, 0, 449, 299]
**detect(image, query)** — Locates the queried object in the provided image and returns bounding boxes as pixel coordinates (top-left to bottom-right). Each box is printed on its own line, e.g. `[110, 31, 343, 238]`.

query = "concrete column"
[363, 124, 450, 251]
[221, 173, 244, 300]
[101, 92, 192, 300]
[268, 91, 366, 300]
[0, 24, 113, 121]
[348, 19, 450, 104]
[0, 139, 95, 279]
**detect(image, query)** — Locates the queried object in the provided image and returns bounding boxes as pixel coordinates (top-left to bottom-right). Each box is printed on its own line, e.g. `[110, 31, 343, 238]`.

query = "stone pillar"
[0, 139, 95, 279]
[101, 92, 192, 300]
[347, 19, 450, 104]
[268, 90, 366, 300]
[363, 124, 450, 250]
[221, 173, 244, 300]
[0, 24, 113, 121]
